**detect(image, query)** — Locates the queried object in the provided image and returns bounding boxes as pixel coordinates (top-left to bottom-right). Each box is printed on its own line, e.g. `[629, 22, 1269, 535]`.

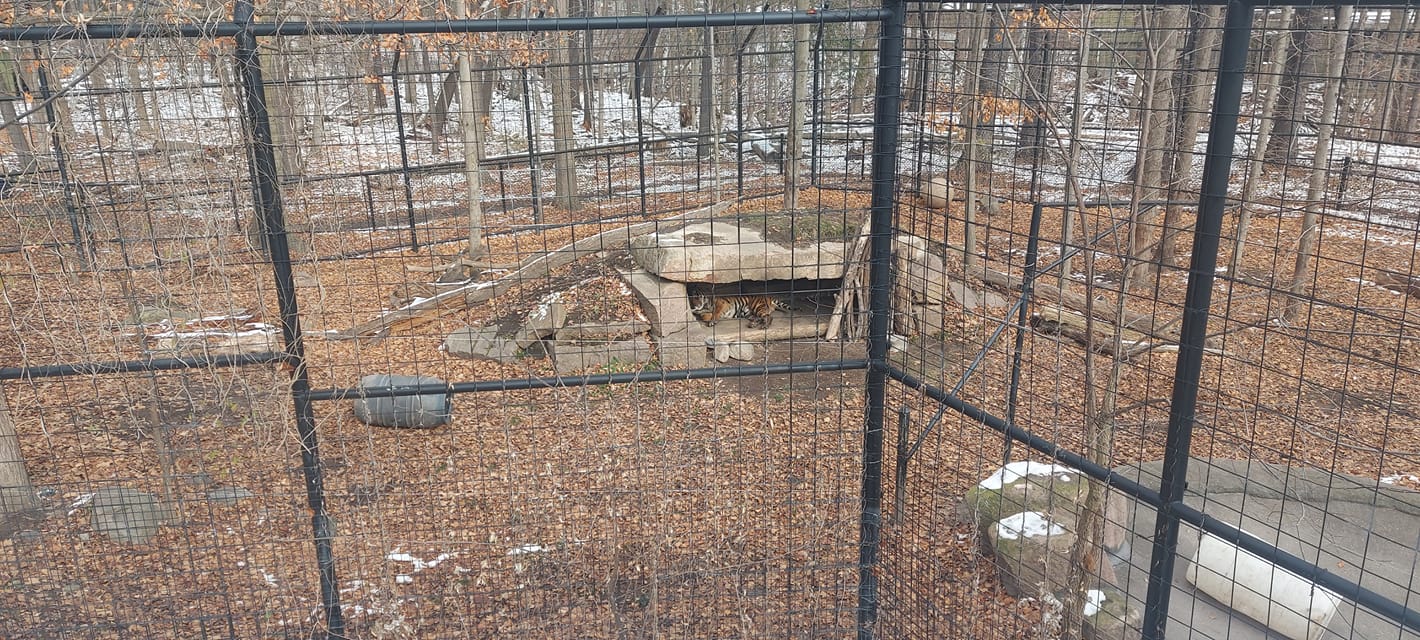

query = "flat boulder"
[629, 211, 861, 283]
[90, 487, 171, 545]
[444, 326, 519, 362]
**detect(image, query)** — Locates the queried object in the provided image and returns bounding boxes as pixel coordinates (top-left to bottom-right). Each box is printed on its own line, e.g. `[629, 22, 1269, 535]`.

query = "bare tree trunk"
[1285, 5, 1353, 321]
[1158, 6, 1223, 269]
[959, 5, 991, 267]
[1125, 6, 1185, 290]
[784, 0, 811, 211]
[1229, 6, 1294, 275]
[455, 0, 487, 259]
[0, 388, 37, 519]
[548, 0, 580, 212]
[0, 51, 36, 169]
[850, 21, 879, 115]
[697, 20, 716, 159]
[1060, 8, 1093, 283]
[1265, 8, 1326, 164]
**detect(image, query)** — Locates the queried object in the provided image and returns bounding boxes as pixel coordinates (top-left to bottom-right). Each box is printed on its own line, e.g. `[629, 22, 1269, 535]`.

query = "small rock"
[90, 487, 171, 545]
[712, 340, 758, 363]
[514, 300, 567, 349]
[1082, 585, 1143, 640]
[444, 326, 520, 362]
[921, 175, 952, 210]
[207, 486, 255, 506]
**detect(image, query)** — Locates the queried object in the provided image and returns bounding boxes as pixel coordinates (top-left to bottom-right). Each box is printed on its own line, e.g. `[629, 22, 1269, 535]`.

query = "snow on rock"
[995, 511, 1066, 541]
[1083, 589, 1106, 617]
[978, 461, 1076, 491]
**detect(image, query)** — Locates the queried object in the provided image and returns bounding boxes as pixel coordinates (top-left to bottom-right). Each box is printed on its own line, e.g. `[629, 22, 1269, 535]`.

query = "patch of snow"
[508, 543, 550, 555]
[978, 461, 1076, 490]
[996, 511, 1066, 541]
[260, 568, 278, 586]
[67, 492, 94, 515]
[1381, 474, 1418, 485]
[1083, 589, 1107, 617]
[395, 574, 413, 584]
[385, 550, 457, 572]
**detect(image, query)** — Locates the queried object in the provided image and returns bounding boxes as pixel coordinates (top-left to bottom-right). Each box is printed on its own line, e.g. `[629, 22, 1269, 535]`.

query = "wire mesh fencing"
[2, 1, 1420, 640]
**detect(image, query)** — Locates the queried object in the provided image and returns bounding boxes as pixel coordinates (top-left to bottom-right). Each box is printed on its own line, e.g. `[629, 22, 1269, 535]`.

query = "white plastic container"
[1186, 529, 1341, 640]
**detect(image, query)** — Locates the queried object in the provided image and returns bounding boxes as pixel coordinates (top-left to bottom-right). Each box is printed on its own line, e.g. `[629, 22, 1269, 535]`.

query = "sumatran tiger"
[690, 293, 794, 329]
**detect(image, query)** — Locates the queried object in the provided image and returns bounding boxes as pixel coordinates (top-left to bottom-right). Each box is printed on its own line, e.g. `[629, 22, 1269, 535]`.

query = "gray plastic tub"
[352, 374, 452, 428]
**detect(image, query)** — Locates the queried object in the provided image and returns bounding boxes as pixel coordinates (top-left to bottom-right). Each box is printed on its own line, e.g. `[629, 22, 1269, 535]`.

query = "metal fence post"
[1140, 2, 1254, 638]
[232, 1, 346, 637]
[858, 0, 903, 635]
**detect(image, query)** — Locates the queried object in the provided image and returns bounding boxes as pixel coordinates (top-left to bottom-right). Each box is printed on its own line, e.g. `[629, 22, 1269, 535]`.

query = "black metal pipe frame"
[858, 0, 904, 633]
[388, 47, 421, 251]
[0, 352, 290, 381]
[1002, 202, 1045, 464]
[232, 1, 346, 637]
[1141, 1, 1251, 636]
[303, 360, 869, 402]
[0, 10, 889, 41]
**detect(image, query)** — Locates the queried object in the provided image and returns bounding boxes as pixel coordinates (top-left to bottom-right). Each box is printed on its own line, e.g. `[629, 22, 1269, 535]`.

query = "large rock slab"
[551, 338, 653, 374]
[514, 299, 567, 349]
[629, 215, 855, 283]
[987, 510, 1077, 598]
[444, 326, 519, 362]
[618, 267, 708, 368]
[962, 461, 1128, 552]
[90, 487, 171, 545]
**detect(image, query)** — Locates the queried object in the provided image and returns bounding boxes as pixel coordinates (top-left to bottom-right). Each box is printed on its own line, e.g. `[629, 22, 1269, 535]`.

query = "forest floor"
[0, 150, 1416, 638]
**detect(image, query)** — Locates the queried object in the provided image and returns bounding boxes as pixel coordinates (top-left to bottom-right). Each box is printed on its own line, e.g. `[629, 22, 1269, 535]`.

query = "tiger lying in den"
[690, 293, 795, 329]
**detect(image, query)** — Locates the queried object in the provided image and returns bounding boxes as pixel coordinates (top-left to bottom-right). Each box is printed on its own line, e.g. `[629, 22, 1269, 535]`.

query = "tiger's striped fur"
[690, 294, 794, 329]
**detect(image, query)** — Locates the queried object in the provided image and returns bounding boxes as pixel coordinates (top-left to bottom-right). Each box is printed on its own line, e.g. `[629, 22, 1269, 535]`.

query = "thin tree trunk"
[1060, 8, 1093, 283]
[0, 51, 35, 169]
[697, 20, 716, 159]
[1125, 6, 1185, 290]
[548, 0, 580, 212]
[1229, 6, 1294, 274]
[784, 0, 811, 210]
[1158, 6, 1223, 269]
[0, 388, 37, 519]
[959, 5, 990, 267]
[455, 0, 487, 258]
[1285, 6, 1353, 321]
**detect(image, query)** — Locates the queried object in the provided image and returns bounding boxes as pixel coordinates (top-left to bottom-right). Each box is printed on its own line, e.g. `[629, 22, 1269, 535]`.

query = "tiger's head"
[689, 293, 718, 325]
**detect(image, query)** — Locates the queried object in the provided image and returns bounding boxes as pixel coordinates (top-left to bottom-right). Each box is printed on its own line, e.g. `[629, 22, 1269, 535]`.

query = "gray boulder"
[444, 326, 520, 362]
[90, 487, 171, 545]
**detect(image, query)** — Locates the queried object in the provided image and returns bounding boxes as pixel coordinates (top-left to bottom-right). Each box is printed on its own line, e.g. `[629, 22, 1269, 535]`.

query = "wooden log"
[824, 215, 873, 340]
[969, 264, 1220, 349]
[1376, 272, 1420, 299]
[336, 201, 735, 339]
[1029, 306, 1151, 356]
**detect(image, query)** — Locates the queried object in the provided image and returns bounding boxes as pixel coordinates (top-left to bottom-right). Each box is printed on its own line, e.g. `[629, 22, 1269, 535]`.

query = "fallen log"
[969, 265, 1220, 349]
[335, 201, 735, 339]
[824, 216, 873, 341]
[1376, 271, 1420, 299]
[1029, 306, 1151, 356]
